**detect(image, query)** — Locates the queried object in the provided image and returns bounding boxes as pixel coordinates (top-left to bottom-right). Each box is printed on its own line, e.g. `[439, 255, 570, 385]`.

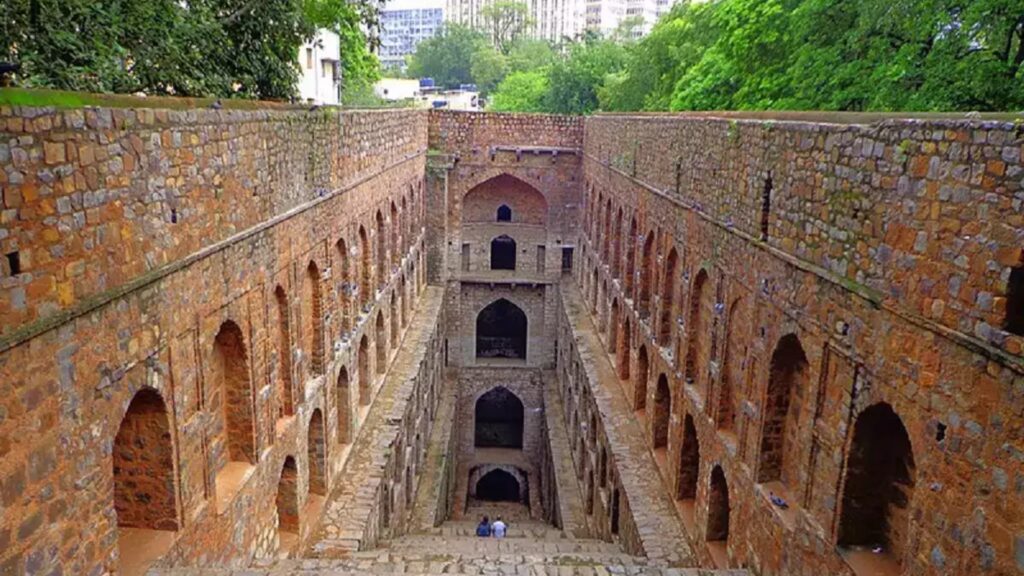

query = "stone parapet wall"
[579, 113, 1024, 575]
[585, 114, 1024, 360]
[0, 105, 427, 339]
[0, 103, 430, 575]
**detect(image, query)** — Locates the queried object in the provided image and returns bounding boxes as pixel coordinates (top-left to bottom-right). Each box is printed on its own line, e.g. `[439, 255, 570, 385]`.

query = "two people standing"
[475, 515, 508, 538]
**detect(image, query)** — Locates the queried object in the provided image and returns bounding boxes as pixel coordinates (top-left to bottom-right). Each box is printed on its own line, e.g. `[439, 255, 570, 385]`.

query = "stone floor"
[150, 511, 748, 575]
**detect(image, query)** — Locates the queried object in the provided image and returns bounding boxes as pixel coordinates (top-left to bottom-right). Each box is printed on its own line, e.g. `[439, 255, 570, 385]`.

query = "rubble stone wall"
[579, 113, 1024, 575]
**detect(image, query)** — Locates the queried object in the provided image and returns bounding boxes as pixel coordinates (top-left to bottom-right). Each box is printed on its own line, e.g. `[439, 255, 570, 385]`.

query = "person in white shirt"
[491, 516, 507, 538]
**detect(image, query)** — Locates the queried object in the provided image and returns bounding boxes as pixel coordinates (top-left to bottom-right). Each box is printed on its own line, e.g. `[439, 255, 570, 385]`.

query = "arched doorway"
[376, 210, 386, 284]
[707, 465, 730, 565]
[375, 311, 387, 374]
[213, 321, 255, 465]
[677, 414, 700, 501]
[336, 367, 351, 443]
[685, 269, 709, 387]
[336, 238, 351, 334]
[307, 409, 327, 496]
[476, 299, 527, 360]
[757, 333, 808, 488]
[359, 225, 371, 308]
[838, 403, 915, 565]
[273, 285, 294, 419]
[658, 248, 678, 346]
[276, 456, 299, 542]
[717, 297, 744, 431]
[639, 232, 654, 317]
[496, 204, 512, 221]
[490, 235, 517, 270]
[476, 469, 521, 502]
[114, 388, 177, 576]
[305, 261, 324, 377]
[475, 387, 525, 448]
[358, 336, 371, 405]
[652, 374, 671, 449]
[635, 345, 648, 411]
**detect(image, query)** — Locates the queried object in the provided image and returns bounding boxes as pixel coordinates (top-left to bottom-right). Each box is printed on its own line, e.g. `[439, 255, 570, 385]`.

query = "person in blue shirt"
[476, 516, 491, 537]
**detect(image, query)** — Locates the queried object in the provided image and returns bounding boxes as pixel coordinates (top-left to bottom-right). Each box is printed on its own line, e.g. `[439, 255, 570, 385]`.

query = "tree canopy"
[1, 0, 383, 100]
[408, 23, 488, 89]
[482, 0, 1023, 114]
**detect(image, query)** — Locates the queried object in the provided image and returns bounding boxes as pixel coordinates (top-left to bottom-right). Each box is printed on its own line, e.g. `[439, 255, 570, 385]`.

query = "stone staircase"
[150, 513, 748, 575]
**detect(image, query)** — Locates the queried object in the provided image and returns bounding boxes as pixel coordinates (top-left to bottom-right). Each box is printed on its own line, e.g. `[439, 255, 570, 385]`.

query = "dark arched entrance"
[838, 403, 915, 563]
[476, 299, 527, 360]
[491, 235, 517, 270]
[476, 469, 521, 502]
[475, 387, 524, 448]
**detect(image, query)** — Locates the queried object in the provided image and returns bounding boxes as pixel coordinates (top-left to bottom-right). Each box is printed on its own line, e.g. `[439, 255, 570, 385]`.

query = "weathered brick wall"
[0, 103, 430, 575]
[0, 106, 426, 340]
[579, 113, 1024, 575]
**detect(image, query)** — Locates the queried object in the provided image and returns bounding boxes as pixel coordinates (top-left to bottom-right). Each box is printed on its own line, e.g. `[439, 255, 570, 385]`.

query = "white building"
[446, 0, 585, 44]
[298, 30, 341, 105]
[380, 0, 446, 72]
[586, 0, 676, 38]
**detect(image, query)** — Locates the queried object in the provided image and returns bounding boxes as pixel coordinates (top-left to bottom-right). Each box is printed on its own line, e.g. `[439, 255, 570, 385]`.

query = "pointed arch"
[635, 344, 649, 411]
[608, 298, 620, 354]
[213, 320, 255, 465]
[336, 367, 351, 443]
[336, 238, 351, 334]
[757, 333, 808, 486]
[462, 173, 548, 225]
[617, 316, 631, 381]
[358, 335, 371, 406]
[274, 285, 294, 418]
[653, 374, 671, 449]
[624, 216, 637, 295]
[685, 269, 710, 387]
[376, 210, 386, 286]
[612, 207, 624, 279]
[490, 234, 517, 270]
[401, 194, 410, 254]
[838, 403, 915, 563]
[658, 247, 678, 346]
[390, 201, 400, 270]
[707, 466, 730, 543]
[599, 198, 610, 263]
[114, 388, 178, 530]
[639, 232, 655, 317]
[375, 311, 387, 374]
[496, 204, 512, 222]
[474, 386, 525, 448]
[476, 298, 528, 360]
[717, 297, 744, 431]
[276, 456, 299, 535]
[359, 225, 372, 309]
[677, 414, 700, 501]
[307, 409, 327, 496]
[390, 291, 399, 349]
[305, 261, 324, 377]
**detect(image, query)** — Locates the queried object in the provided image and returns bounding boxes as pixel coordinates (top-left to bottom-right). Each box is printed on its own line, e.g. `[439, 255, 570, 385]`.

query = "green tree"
[0, 0, 383, 100]
[471, 46, 510, 94]
[408, 23, 488, 88]
[542, 37, 627, 114]
[507, 38, 557, 73]
[489, 70, 549, 112]
[304, 0, 382, 92]
[480, 1, 533, 54]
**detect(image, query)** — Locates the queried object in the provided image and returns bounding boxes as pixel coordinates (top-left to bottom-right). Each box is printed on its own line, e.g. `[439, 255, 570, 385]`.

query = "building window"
[306, 48, 313, 69]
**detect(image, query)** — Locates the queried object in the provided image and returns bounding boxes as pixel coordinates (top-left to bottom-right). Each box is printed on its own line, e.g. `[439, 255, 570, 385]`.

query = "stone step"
[383, 537, 627, 556]
[244, 555, 746, 575]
